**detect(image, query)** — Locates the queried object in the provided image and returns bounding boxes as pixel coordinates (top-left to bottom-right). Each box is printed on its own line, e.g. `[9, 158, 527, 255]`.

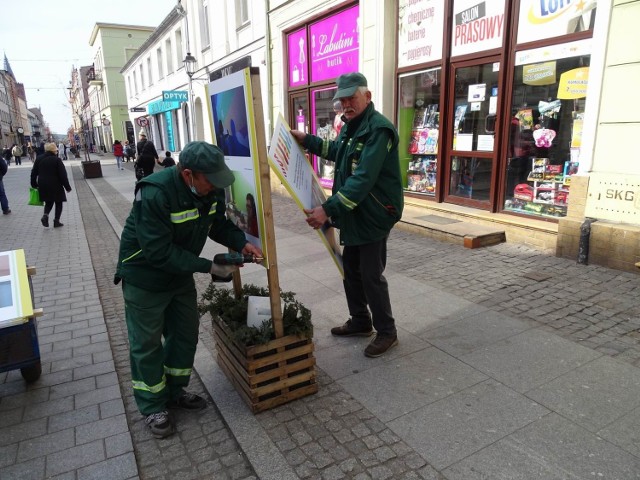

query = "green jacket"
[304, 102, 403, 246]
[115, 167, 247, 291]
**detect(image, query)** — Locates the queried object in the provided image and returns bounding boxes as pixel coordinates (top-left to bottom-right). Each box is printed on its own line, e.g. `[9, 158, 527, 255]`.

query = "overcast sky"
[0, 0, 179, 134]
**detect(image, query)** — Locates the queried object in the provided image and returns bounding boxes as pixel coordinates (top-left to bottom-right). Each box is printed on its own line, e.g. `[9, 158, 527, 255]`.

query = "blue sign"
[162, 90, 188, 102]
[148, 99, 180, 115]
[165, 111, 175, 152]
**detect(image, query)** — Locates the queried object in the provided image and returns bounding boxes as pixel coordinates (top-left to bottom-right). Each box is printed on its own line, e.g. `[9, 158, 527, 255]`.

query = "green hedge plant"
[198, 283, 313, 346]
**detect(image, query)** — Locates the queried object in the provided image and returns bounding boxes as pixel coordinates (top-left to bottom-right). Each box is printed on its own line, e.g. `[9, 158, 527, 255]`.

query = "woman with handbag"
[30, 142, 72, 228]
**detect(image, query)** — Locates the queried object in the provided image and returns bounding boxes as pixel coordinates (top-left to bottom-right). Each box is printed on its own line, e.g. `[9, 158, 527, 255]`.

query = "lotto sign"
[518, 0, 598, 44]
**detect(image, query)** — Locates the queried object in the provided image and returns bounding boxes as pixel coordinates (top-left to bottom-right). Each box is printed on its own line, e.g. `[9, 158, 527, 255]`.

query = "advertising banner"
[398, 0, 444, 68]
[268, 114, 344, 277]
[206, 69, 267, 259]
[288, 28, 307, 88]
[517, 0, 597, 44]
[451, 0, 505, 57]
[310, 5, 360, 83]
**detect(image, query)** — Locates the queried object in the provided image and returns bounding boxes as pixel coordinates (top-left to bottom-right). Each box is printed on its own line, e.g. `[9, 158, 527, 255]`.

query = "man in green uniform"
[291, 72, 403, 358]
[115, 141, 263, 438]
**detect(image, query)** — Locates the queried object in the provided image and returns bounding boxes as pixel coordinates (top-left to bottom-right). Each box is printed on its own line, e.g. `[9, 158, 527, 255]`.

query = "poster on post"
[268, 114, 344, 277]
[206, 68, 267, 261]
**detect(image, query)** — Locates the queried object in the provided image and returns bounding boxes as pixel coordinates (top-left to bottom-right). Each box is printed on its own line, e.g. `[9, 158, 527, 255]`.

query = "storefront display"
[397, 68, 441, 196]
[503, 40, 591, 219]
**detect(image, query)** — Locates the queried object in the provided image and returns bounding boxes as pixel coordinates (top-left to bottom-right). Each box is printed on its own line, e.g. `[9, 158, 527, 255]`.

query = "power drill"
[211, 253, 262, 282]
[213, 253, 262, 265]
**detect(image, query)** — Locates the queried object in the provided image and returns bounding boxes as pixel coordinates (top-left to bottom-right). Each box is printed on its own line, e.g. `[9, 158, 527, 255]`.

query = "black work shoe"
[331, 319, 374, 337]
[41, 214, 49, 227]
[53, 220, 64, 228]
[145, 410, 174, 439]
[364, 334, 398, 358]
[167, 392, 207, 411]
[2, 209, 10, 214]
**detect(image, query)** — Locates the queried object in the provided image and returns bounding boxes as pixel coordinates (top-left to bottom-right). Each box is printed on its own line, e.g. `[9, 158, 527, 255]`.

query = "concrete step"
[398, 204, 506, 248]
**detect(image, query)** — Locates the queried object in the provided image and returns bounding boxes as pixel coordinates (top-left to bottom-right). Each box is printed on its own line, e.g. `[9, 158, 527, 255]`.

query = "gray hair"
[357, 86, 369, 95]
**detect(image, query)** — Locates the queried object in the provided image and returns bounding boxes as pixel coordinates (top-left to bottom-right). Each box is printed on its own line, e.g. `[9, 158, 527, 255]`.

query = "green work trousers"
[123, 279, 199, 415]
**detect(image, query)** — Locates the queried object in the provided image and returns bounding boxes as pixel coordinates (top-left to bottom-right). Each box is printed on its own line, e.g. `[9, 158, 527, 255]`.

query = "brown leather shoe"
[364, 334, 398, 357]
[331, 319, 373, 337]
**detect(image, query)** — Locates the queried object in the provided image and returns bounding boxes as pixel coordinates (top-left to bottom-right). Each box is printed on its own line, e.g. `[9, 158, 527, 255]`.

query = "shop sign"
[210, 56, 251, 81]
[517, 0, 597, 44]
[557, 67, 589, 99]
[585, 172, 640, 224]
[309, 5, 360, 83]
[287, 28, 307, 87]
[451, 0, 505, 57]
[523, 61, 556, 85]
[398, 0, 444, 68]
[162, 90, 188, 102]
[165, 111, 175, 151]
[147, 99, 180, 115]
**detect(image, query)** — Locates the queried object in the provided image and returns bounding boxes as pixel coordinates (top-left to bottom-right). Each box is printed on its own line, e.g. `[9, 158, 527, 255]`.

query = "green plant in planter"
[198, 283, 313, 346]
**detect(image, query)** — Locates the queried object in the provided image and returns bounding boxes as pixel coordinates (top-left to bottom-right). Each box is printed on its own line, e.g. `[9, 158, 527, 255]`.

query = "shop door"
[444, 57, 502, 209]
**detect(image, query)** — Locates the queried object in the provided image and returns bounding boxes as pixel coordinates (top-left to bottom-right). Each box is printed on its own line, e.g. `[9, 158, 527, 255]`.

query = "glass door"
[445, 57, 502, 208]
[310, 85, 340, 188]
[289, 92, 309, 134]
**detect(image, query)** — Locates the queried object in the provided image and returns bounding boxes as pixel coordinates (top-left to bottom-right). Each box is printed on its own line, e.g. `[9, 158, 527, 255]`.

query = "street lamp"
[183, 52, 197, 142]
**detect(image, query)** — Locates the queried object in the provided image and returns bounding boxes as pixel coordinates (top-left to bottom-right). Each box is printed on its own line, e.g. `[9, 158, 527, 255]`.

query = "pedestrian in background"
[0, 153, 10, 214]
[31, 142, 72, 228]
[113, 140, 124, 170]
[28, 143, 36, 162]
[124, 140, 134, 162]
[2, 145, 11, 166]
[156, 150, 175, 168]
[135, 129, 158, 180]
[12, 143, 22, 165]
[57, 142, 65, 160]
[114, 141, 263, 439]
[290, 72, 404, 358]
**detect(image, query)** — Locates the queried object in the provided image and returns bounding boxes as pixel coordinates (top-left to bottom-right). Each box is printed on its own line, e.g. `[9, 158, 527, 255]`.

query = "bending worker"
[115, 141, 263, 439]
[290, 72, 403, 358]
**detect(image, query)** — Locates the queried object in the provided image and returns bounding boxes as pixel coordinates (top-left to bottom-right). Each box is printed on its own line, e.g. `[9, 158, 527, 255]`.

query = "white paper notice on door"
[477, 135, 495, 151]
[489, 96, 498, 115]
[468, 84, 486, 102]
[456, 133, 473, 151]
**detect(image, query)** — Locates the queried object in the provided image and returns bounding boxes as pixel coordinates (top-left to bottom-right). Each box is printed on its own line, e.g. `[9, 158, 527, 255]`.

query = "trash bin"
[81, 160, 103, 179]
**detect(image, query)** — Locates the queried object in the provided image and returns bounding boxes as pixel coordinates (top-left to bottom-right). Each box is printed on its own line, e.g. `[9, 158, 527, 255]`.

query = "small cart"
[0, 249, 42, 382]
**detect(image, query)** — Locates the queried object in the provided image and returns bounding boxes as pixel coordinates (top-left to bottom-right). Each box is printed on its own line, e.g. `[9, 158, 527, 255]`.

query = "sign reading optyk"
[162, 90, 188, 102]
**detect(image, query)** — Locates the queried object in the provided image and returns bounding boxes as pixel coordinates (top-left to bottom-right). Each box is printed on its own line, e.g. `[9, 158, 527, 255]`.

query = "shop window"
[397, 68, 441, 196]
[503, 51, 590, 219]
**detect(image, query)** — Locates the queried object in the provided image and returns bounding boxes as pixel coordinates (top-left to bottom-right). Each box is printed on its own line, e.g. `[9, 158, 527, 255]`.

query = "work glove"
[210, 263, 237, 282]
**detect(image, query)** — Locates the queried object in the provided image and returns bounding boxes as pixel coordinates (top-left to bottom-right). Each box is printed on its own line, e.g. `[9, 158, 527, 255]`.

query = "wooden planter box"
[81, 160, 102, 179]
[212, 315, 318, 413]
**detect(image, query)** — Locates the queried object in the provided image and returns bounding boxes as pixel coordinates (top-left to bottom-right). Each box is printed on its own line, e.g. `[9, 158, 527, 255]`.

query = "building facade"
[118, 0, 638, 272]
[87, 23, 155, 152]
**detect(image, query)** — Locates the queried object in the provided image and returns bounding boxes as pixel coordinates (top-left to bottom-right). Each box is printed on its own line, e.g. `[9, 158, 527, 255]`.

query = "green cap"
[179, 141, 235, 188]
[333, 72, 368, 100]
